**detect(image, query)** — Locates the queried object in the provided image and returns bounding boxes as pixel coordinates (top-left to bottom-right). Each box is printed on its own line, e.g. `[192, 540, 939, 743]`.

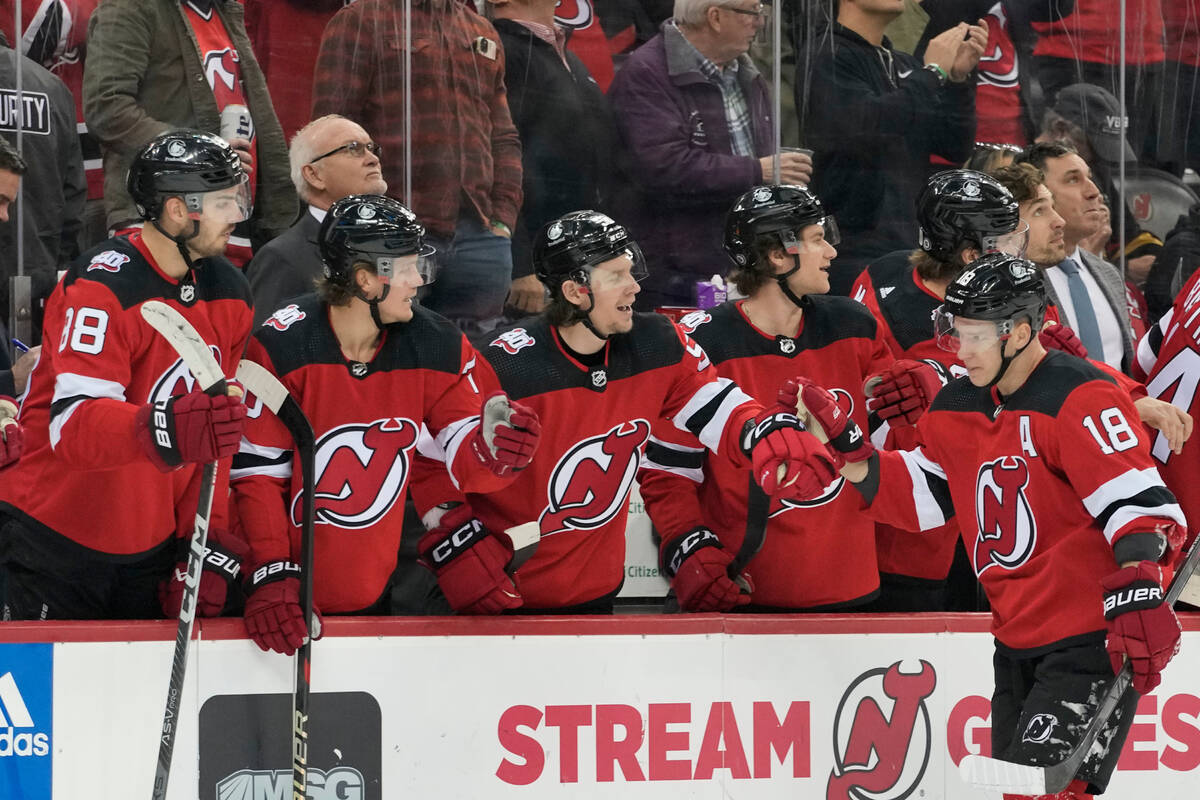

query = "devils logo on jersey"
[973, 455, 1037, 576]
[146, 348, 223, 403]
[553, 0, 594, 29]
[539, 419, 651, 536]
[978, 3, 1018, 89]
[203, 48, 241, 93]
[294, 417, 419, 528]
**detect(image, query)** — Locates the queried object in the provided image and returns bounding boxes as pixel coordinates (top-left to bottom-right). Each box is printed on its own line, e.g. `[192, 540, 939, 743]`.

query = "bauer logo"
[0, 643, 53, 800]
[199, 692, 382, 800]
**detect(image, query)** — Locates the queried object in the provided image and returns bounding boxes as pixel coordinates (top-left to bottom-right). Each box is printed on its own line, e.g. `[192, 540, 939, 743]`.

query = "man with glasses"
[246, 115, 388, 325]
[609, 0, 812, 310]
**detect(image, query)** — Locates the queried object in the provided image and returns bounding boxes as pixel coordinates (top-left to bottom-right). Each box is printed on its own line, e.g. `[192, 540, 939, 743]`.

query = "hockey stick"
[958, 532, 1200, 795]
[235, 359, 317, 800]
[140, 300, 230, 800]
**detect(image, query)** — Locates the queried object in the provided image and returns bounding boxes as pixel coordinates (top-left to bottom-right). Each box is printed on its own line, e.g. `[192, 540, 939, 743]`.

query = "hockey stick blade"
[501, 521, 541, 574]
[960, 533, 1200, 794]
[140, 301, 226, 393]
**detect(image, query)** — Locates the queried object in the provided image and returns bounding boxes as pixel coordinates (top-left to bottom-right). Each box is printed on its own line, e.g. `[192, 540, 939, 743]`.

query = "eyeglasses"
[308, 140, 382, 165]
[725, 3, 769, 19]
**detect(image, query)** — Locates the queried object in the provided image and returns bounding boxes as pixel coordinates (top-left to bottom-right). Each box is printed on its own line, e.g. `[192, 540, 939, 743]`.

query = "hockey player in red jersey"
[409, 210, 838, 613]
[0, 130, 254, 620]
[803, 253, 1186, 799]
[230, 194, 541, 653]
[636, 185, 894, 611]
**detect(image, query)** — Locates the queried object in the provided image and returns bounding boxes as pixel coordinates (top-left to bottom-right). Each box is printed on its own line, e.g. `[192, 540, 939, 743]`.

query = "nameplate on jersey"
[349, 361, 369, 379]
[589, 368, 607, 390]
[776, 336, 797, 355]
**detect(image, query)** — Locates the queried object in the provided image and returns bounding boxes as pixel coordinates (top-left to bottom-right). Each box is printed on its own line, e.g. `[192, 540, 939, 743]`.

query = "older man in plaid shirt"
[313, 0, 523, 335]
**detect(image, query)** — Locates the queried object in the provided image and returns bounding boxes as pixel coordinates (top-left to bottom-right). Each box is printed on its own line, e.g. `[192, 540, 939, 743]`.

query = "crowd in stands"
[1, 0, 1199, 618]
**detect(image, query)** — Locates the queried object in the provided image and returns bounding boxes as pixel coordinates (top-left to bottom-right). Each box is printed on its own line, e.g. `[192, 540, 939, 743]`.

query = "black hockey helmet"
[935, 252, 1047, 349]
[127, 130, 248, 221]
[724, 184, 840, 268]
[533, 210, 647, 289]
[916, 170, 1022, 261]
[318, 194, 436, 286]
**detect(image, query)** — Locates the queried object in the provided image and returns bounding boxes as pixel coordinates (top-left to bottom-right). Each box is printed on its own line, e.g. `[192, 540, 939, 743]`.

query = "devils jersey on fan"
[0, 233, 252, 555]
[868, 350, 1184, 652]
[1134, 268, 1200, 544]
[231, 297, 511, 613]
[415, 312, 759, 609]
[638, 298, 893, 608]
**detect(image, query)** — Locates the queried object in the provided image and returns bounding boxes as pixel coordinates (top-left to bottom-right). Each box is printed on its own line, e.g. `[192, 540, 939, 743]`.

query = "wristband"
[490, 220, 512, 236]
[924, 63, 948, 87]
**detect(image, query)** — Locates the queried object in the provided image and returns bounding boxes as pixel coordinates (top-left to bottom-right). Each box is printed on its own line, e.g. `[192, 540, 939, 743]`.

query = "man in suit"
[1018, 141, 1133, 372]
[245, 114, 388, 324]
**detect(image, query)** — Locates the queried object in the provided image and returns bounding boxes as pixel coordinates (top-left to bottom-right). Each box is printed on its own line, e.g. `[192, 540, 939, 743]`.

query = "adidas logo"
[0, 671, 49, 757]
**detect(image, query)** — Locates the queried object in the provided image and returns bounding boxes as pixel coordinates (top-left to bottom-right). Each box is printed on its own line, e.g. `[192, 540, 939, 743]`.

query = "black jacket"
[493, 19, 619, 279]
[797, 23, 975, 289]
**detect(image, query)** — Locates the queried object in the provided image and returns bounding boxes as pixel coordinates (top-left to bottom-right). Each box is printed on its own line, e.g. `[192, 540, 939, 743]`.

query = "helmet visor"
[588, 245, 648, 290]
[779, 216, 841, 254]
[188, 175, 252, 225]
[933, 306, 1013, 353]
[982, 220, 1030, 258]
[374, 243, 438, 285]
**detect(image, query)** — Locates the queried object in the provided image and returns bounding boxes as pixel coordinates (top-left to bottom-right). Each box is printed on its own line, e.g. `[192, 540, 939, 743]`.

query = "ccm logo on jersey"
[86, 250, 130, 273]
[491, 328, 536, 354]
[264, 304, 306, 331]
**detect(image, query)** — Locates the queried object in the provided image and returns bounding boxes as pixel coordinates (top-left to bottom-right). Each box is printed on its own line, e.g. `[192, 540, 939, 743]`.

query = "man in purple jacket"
[609, 0, 810, 310]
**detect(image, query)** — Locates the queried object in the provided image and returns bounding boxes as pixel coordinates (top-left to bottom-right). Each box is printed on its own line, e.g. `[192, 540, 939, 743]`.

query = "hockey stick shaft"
[141, 301, 229, 800]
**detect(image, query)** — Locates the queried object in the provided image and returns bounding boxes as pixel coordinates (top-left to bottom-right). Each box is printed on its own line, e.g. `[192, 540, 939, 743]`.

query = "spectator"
[245, 115, 387, 325]
[609, 0, 812, 309]
[0, 29, 85, 338]
[1158, 0, 1200, 176]
[313, 0, 523, 336]
[796, 0, 986, 294]
[1144, 204, 1200, 321]
[82, 0, 296, 265]
[964, 141, 1023, 173]
[0, 138, 42, 398]
[488, 0, 620, 316]
[1019, 141, 1134, 370]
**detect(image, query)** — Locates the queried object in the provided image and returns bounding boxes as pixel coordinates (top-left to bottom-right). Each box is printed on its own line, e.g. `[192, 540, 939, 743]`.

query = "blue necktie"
[1058, 257, 1104, 358]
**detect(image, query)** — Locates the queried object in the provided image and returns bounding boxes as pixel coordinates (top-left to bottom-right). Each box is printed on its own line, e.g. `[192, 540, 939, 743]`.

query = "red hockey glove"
[418, 504, 523, 614]
[740, 405, 840, 498]
[469, 392, 541, 477]
[136, 387, 247, 471]
[1039, 323, 1089, 359]
[159, 532, 246, 619]
[790, 377, 875, 463]
[244, 560, 323, 656]
[0, 396, 23, 470]
[864, 360, 944, 427]
[1102, 561, 1181, 694]
[662, 527, 751, 612]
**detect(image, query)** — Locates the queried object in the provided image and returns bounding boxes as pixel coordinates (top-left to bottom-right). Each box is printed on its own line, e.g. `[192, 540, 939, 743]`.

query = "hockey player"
[0, 130, 253, 620]
[230, 194, 541, 654]
[409, 210, 838, 613]
[801, 253, 1186, 799]
[635, 185, 894, 611]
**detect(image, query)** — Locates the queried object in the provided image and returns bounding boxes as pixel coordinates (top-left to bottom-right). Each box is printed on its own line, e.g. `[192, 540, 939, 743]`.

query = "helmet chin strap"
[355, 283, 391, 331]
[577, 292, 610, 341]
[985, 328, 1034, 390]
[152, 218, 201, 276]
[774, 252, 809, 309]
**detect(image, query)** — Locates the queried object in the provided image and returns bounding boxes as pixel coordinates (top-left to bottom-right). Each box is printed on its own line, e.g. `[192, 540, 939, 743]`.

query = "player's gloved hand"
[1039, 323, 1089, 359]
[469, 391, 541, 477]
[662, 527, 751, 612]
[1101, 560, 1181, 694]
[244, 560, 323, 656]
[418, 504, 523, 614]
[789, 377, 875, 463]
[159, 531, 246, 619]
[740, 401, 840, 498]
[864, 360, 944, 427]
[0, 396, 24, 470]
[136, 386, 248, 471]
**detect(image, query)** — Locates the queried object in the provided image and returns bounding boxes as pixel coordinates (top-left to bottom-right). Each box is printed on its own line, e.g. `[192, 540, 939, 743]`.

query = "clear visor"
[586, 245, 649, 290]
[981, 220, 1030, 257]
[779, 217, 841, 254]
[373, 243, 438, 286]
[933, 307, 1014, 353]
[184, 175, 252, 225]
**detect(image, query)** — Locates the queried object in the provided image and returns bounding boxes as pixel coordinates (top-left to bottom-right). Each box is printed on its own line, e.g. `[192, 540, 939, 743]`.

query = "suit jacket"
[1044, 249, 1134, 372]
[245, 210, 324, 326]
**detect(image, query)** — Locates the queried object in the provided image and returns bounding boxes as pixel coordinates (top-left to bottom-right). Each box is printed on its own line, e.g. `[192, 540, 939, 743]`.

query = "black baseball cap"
[1053, 83, 1136, 165]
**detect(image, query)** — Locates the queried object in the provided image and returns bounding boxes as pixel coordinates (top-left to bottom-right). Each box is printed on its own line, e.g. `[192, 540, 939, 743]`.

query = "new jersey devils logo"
[974, 456, 1037, 575]
[293, 418, 419, 528]
[539, 419, 651, 536]
[554, 0, 594, 29]
[146, 348, 223, 403]
[203, 48, 240, 93]
[977, 4, 1018, 89]
[827, 660, 937, 800]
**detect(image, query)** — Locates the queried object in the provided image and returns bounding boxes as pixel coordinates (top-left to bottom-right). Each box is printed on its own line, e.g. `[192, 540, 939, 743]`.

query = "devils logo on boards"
[973, 455, 1037, 576]
[539, 420, 651, 536]
[292, 418, 419, 528]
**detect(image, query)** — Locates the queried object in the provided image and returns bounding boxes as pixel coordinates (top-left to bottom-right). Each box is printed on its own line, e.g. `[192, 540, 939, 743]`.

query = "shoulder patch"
[86, 250, 131, 274]
[262, 303, 307, 332]
[490, 327, 537, 355]
[677, 310, 712, 334]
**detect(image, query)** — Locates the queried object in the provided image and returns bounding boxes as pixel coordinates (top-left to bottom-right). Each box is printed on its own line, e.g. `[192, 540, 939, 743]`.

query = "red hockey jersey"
[413, 312, 760, 609]
[231, 297, 509, 613]
[637, 297, 893, 609]
[0, 232, 253, 555]
[1134, 269, 1200, 546]
[868, 350, 1184, 652]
